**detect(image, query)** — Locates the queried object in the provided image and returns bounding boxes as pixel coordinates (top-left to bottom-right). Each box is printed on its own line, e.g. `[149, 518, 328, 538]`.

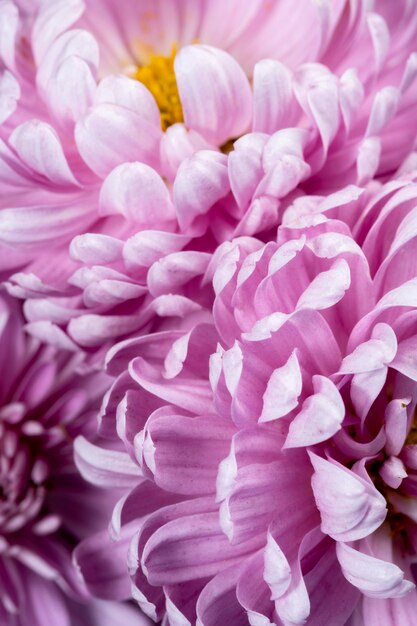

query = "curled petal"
[99, 162, 175, 227]
[336, 542, 414, 599]
[9, 121, 79, 186]
[174, 151, 230, 232]
[175, 44, 252, 146]
[74, 436, 140, 489]
[309, 453, 387, 542]
[285, 376, 345, 448]
[75, 104, 161, 178]
[259, 351, 302, 422]
[94, 74, 160, 126]
[253, 60, 296, 134]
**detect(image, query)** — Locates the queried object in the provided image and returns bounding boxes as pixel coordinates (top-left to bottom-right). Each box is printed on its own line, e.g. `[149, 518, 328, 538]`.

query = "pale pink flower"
[73, 174, 417, 624]
[3, 0, 417, 350]
[0, 293, 148, 625]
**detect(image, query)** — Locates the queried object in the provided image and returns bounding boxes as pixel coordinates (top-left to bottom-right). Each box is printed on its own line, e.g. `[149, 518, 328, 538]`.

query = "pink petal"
[147, 251, 210, 297]
[37, 29, 99, 96]
[24, 320, 78, 352]
[0, 199, 95, 247]
[339, 69, 364, 133]
[75, 104, 162, 178]
[175, 45, 252, 146]
[123, 231, 191, 279]
[164, 579, 206, 626]
[350, 367, 389, 423]
[296, 258, 351, 311]
[130, 566, 165, 623]
[236, 550, 277, 625]
[385, 399, 409, 457]
[228, 133, 267, 211]
[70, 233, 124, 264]
[340, 323, 397, 374]
[362, 592, 417, 626]
[50, 55, 98, 129]
[293, 64, 340, 154]
[309, 453, 387, 541]
[94, 74, 160, 127]
[32, 0, 85, 65]
[336, 542, 414, 599]
[173, 151, 230, 232]
[68, 313, 145, 347]
[357, 137, 381, 185]
[9, 121, 79, 186]
[160, 124, 215, 180]
[142, 411, 234, 495]
[301, 540, 360, 626]
[74, 436, 140, 489]
[285, 376, 345, 448]
[391, 335, 417, 381]
[140, 497, 262, 586]
[366, 87, 399, 138]
[233, 196, 280, 238]
[23, 573, 71, 626]
[74, 527, 133, 600]
[253, 60, 296, 133]
[228, 0, 323, 70]
[379, 456, 407, 490]
[259, 351, 302, 422]
[0, 0, 18, 70]
[0, 69, 20, 123]
[197, 0, 264, 51]
[99, 162, 175, 227]
[83, 279, 145, 308]
[129, 357, 213, 415]
[400, 52, 417, 94]
[367, 12, 390, 73]
[264, 534, 291, 599]
[81, 598, 153, 626]
[197, 564, 247, 626]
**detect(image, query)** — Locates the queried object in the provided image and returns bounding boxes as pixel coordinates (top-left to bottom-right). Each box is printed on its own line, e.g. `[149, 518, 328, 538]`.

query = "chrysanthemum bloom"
[0, 293, 149, 625]
[74, 174, 417, 625]
[3, 0, 417, 350]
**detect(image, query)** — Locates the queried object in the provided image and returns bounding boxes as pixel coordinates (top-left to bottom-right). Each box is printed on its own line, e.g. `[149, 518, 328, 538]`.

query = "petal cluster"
[73, 174, 417, 624]
[2, 0, 417, 352]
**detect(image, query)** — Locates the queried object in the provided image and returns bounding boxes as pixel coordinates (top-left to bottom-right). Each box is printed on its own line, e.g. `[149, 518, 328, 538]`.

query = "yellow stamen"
[406, 423, 417, 446]
[133, 45, 183, 131]
[220, 139, 235, 155]
[405, 404, 417, 445]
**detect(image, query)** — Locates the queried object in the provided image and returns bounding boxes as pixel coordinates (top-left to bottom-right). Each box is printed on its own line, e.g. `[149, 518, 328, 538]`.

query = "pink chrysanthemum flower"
[75, 174, 417, 625]
[3, 0, 417, 350]
[0, 293, 148, 625]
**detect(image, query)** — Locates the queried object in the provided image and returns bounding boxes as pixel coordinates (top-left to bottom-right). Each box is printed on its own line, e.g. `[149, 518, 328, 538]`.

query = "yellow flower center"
[405, 421, 417, 446]
[133, 45, 183, 131]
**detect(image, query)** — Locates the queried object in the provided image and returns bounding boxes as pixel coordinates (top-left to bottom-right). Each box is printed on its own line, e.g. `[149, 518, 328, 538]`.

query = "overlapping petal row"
[73, 174, 417, 624]
[2, 1, 417, 625]
[0, 294, 148, 625]
[1, 0, 417, 351]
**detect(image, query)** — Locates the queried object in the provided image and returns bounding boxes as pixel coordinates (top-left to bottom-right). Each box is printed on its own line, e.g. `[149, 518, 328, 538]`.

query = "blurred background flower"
[0, 292, 149, 625]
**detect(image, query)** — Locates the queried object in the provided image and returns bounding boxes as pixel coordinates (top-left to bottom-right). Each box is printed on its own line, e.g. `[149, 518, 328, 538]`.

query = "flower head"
[0, 293, 147, 625]
[74, 173, 417, 624]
